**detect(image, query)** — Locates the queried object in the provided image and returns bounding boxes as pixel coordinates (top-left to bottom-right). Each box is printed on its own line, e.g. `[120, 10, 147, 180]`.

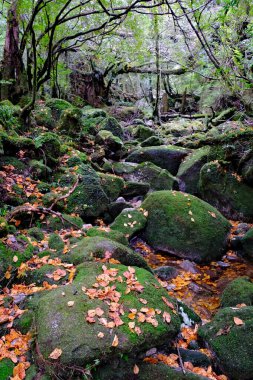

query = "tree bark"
[0, 0, 25, 102]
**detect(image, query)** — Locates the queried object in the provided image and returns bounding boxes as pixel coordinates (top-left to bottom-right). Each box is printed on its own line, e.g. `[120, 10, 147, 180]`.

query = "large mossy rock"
[35, 263, 181, 370]
[142, 191, 231, 263]
[96, 130, 124, 157]
[45, 98, 73, 120]
[95, 361, 209, 380]
[57, 107, 83, 137]
[65, 236, 150, 272]
[241, 228, 253, 259]
[126, 146, 190, 175]
[34, 132, 61, 166]
[32, 104, 54, 128]
[221, 277, 253, 307]
[98, 116, 123, 139]
[110, 208, 147, 239]
[178, 146, 211, 195]
[199, 161, 253, 221]
[99, 173, 125, 201]
[198, 306, 253, 380]
[66, 165, 109, 219]
[125, 162, 177, 191]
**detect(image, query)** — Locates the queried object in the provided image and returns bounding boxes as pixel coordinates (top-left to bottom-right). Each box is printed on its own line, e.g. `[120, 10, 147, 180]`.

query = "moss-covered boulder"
[199, 161, 253, 220]
[241, 228, 253, 259]
[0, 216, 9, 237]
[198, 306, 253, 380]
[66, 165, 109, 219]
[142, 191, 231, 263]
[96, 130, 124, 157]
[125, 162, 177, 191]
[29, 159, 51, 179]
[95, 361, 209, 380]
[132, 125, 155, 141]
[98, 117, 123, 139]
[0, 103, 20, 131]
[99, 173, 125, 201]
[111, 208, 147, 239]
[33, 104, 54, 128]
[45, 98, 73, 120]
[57, 107, 83, 137]
[82, 107, 107, 118]
[103, 161, 138, 175]
[34, 262, 181, 371]
[221, 277, 253, 307]
[65, 236, 150, 272]
[178, 146, 211, 195]
[34, 132, 61, 166]
[121, 181, 150, 198]
[140, 135, 163, 147]
[86, 227, 128, 245]
[127, 146, 190, 175]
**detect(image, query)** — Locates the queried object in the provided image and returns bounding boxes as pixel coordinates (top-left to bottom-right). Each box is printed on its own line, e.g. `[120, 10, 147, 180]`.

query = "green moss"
[86, 227, 128, 245]
[242, 228, 253, 259]
[0, 156, 26, 172]
[102, 161, 137, 175]
[142, 190, 231, 263]
[0, 358, 15, 380]
[199, 161, 253, 220]
[57, 107, 83, 137]
[127, 146, 190, 175]
[34, 262, 180, 371]
[45, 98, 73, 120]
[29, 159, 51, 179]
[15, 310, 34, 333]
[82, 116, 105, 135]
[27, 227, 45, 241]
[33, 105, 54, 128]
[66, 165, 109, 219]
[82, 107, 107, 118]
[221, 277, 253, 307]
[0, 104, 20, 131]
[111, 208, 147, 239]
[66, 236, 151, 272]
[98, 117, 123, 138]
[132, 125, 155, 141]
[99, 173, 125, 201]
[0, 240, 34, 277]
[48, 233, 64, 252]
[46, 214, 83, 231]
[34, 132, 61, 166]
[198, 306, 253, 380]
[23, 264, 69, 286]
[177, 146, 211, 194]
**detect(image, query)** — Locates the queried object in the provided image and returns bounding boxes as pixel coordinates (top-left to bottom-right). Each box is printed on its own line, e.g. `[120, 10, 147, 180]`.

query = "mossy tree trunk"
[0, 0, 26, 103]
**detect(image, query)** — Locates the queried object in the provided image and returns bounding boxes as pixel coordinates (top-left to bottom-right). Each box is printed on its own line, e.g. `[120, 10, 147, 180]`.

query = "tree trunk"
[0, 0, 25, 102]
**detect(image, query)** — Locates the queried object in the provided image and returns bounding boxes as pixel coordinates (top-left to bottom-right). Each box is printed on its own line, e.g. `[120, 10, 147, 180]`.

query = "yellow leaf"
[13, 256, 19, 263]
[67, 301, 75, 307]
[111, 334, 119, 347]
[97, 332, 104, 338]
[133, 364, 139, 374]
[234, 317, 244, 325]
[49, 348, 62, 360]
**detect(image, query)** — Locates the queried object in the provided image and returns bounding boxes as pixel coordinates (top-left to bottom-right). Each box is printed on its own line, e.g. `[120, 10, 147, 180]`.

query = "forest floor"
[0, 100, 253, 380]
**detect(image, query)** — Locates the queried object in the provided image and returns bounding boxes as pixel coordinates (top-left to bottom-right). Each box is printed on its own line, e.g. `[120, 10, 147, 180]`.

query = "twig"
[49, 175, 79, 210]
[6, 176, 81, 228]
[6, 205, 81, 229]
[176, 341, 186, 375]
